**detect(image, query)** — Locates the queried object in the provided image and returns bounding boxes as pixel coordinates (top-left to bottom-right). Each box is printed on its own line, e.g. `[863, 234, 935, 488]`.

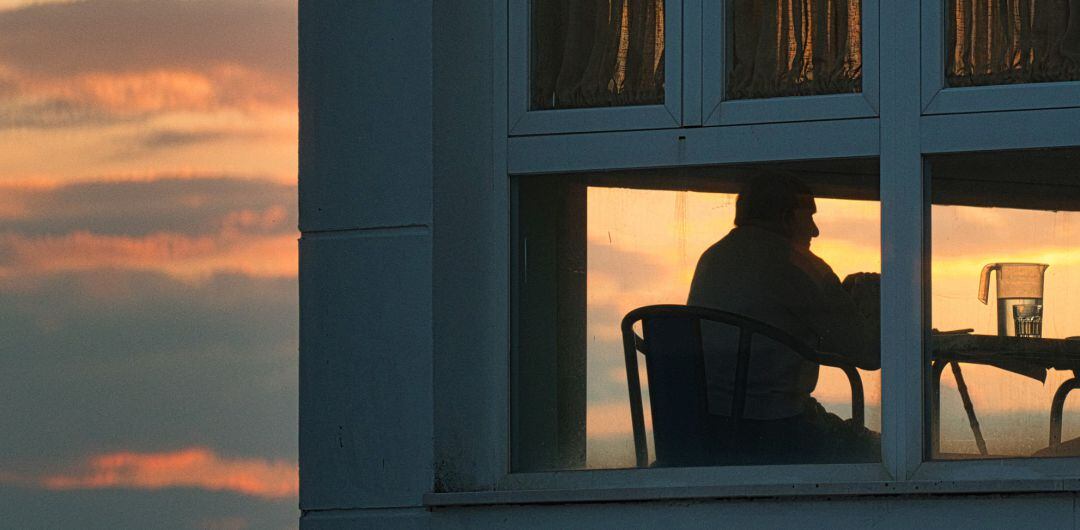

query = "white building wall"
[299, 0, 434, 513]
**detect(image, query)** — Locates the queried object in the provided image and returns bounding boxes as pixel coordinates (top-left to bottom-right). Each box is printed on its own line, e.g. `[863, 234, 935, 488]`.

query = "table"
[931, 334, 1080, 457]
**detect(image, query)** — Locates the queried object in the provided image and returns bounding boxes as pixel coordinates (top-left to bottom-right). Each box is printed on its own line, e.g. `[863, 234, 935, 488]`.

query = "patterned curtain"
[728, 0, 863, 100]
[532, 0, 665, 110]
[947, 0, 1080, 87]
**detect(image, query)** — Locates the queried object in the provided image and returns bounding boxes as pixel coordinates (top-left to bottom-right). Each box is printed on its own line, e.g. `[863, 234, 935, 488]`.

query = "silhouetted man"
[688, 173, 880, 464]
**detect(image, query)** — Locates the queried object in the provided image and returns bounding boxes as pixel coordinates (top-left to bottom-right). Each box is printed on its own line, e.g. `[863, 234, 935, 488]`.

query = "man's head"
[734, 173, 819, 248]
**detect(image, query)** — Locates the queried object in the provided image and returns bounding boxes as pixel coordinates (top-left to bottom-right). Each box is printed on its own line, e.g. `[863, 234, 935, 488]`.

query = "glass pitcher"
[978, 263, 1049, 337]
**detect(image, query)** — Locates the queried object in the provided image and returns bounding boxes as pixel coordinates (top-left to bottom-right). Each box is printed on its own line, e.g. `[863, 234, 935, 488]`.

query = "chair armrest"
[834, 364, 865, 429]
[1050, 377, 1080, 446]
[800, 350, 866, 429]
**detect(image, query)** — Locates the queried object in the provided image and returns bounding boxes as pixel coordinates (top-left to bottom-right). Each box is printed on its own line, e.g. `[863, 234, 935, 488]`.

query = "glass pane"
[513, 162, 882, 471]
[929, 149, 1080, 460]
[945, 0, 1080, 87]
[531, 0, 665, 110]
[727, 0, 863, 100]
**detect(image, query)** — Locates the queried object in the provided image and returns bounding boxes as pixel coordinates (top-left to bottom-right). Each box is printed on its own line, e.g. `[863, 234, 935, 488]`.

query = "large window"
[512, 162, 882, 471]
[928, 148, 1080, 460]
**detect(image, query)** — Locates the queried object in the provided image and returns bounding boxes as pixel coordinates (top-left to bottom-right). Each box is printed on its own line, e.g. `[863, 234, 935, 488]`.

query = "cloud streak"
[0, 230, 297, 281]
[0, 176, 297, 280]
[34, 448, 297, 500]
[0, 0, 296, 130]
[0, 177, 295, 237]
[0, 0, 295, 79]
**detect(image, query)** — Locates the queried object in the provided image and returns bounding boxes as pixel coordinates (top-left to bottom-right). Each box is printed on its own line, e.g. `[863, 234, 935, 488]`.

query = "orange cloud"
[0, 0, 76, 10]
[68, 69, 215, 113]
[220, 206, 290, 236]
[0, 230, 297, 281]
[38, 448, 296, 500]
[16, 65, 293, 115]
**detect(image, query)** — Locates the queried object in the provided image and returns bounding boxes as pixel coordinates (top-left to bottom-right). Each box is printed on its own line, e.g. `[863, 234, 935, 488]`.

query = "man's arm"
[792, 256, 881, 370]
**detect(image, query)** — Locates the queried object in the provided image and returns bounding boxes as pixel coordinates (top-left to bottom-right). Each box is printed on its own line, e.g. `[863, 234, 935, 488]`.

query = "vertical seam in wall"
[1067, 492, 1075, 528]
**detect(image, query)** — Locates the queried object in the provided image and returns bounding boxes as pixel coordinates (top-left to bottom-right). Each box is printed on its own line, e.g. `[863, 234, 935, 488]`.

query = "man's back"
[688, 225, 877, 420]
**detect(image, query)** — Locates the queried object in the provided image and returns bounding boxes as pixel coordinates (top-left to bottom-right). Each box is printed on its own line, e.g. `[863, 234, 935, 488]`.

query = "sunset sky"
[3, 0, 1080, 524]
[0, 0, 298, 528]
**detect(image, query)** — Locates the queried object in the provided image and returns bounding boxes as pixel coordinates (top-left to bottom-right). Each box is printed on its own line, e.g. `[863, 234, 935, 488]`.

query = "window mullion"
[879, 0, 925, 481]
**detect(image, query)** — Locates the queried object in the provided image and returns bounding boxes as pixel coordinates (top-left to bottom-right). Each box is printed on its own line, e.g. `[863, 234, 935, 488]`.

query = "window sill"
[424, 478, 1080, 508]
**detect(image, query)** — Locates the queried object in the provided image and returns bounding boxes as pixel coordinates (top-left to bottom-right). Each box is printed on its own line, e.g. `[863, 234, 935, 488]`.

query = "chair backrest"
[621, 304, 862, 468]
[638, 314, 717, 467]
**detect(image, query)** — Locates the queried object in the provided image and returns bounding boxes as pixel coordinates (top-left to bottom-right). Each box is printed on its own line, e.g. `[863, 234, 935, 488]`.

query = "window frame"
[502, 121, 889, 489]
[699, 0, 880, 126]
[508, 0, 684, 135]
[427, 0, 1080, 503]
[920, 0, 1080, 116]
[910, 111, 1080, 481]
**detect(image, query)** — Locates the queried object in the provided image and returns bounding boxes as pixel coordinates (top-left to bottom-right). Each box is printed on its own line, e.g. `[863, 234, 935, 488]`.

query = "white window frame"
[920, 0, 1080, 115]
[508, 0, 684, 135]
[910, 107, 1080, 481]
[700, 0, 880, 126]
[501, 120, 887, 492]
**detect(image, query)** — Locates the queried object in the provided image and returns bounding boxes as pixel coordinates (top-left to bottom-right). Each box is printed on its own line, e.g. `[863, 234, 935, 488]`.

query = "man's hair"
[734, 173, 814, 227]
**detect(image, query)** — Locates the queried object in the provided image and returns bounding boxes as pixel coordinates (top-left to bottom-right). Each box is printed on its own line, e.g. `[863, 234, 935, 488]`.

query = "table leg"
[950, 362, 988, 456]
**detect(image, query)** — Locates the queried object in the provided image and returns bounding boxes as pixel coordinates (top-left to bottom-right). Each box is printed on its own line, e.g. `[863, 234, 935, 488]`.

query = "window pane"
[727, 0, 863, 100]
[945, 0, 1080, 87]
[531, 0, 665, 110]
[513, 162, 882, 471]
[929, 149, 1080, 460]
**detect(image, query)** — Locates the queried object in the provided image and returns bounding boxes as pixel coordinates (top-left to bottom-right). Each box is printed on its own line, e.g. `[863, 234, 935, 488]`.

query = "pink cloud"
[37, 447, 296, 500]
[9, 65, 294, 118]
[0, 230, 297, 281]
[0, 1, 297, 130]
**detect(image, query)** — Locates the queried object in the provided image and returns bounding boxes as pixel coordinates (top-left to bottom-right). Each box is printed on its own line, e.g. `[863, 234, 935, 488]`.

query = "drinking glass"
[1013, 304, 1043, 338]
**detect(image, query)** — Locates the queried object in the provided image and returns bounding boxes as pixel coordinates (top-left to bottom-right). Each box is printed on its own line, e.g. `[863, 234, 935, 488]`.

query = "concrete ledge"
[424, 478, 1080, 507]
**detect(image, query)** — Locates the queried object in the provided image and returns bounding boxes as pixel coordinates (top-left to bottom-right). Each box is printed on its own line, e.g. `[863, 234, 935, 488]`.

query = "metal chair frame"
[621, 304, 865, 468]
[1050, 374, 1080, 447]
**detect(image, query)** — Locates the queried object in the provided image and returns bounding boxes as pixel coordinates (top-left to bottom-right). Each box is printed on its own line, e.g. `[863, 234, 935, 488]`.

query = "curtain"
[946, 0, 1080, 87]
[532, 0, 665, 110]
[728, 0, 863, 100]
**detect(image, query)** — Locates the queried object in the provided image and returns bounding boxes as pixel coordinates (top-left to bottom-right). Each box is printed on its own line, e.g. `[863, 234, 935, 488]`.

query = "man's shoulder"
[702, 227, 801, 263]
[792, 247, 839, 283]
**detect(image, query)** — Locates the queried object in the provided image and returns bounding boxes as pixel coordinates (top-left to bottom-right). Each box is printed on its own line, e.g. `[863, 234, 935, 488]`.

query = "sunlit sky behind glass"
[585, 187, 1080, 467]
[0, 1, 298, 528]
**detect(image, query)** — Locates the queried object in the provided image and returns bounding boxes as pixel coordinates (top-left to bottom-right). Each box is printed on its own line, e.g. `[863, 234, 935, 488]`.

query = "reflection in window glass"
[728, 0, 862, 99]
[930, 150, 1080, 460]
[512, 167, 881, 471]
[531, 0, 666, 110]
[946, 0, 1080, 87]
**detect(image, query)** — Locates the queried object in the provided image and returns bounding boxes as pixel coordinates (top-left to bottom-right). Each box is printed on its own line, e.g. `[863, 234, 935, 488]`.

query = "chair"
[621, 304, 865, 468]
